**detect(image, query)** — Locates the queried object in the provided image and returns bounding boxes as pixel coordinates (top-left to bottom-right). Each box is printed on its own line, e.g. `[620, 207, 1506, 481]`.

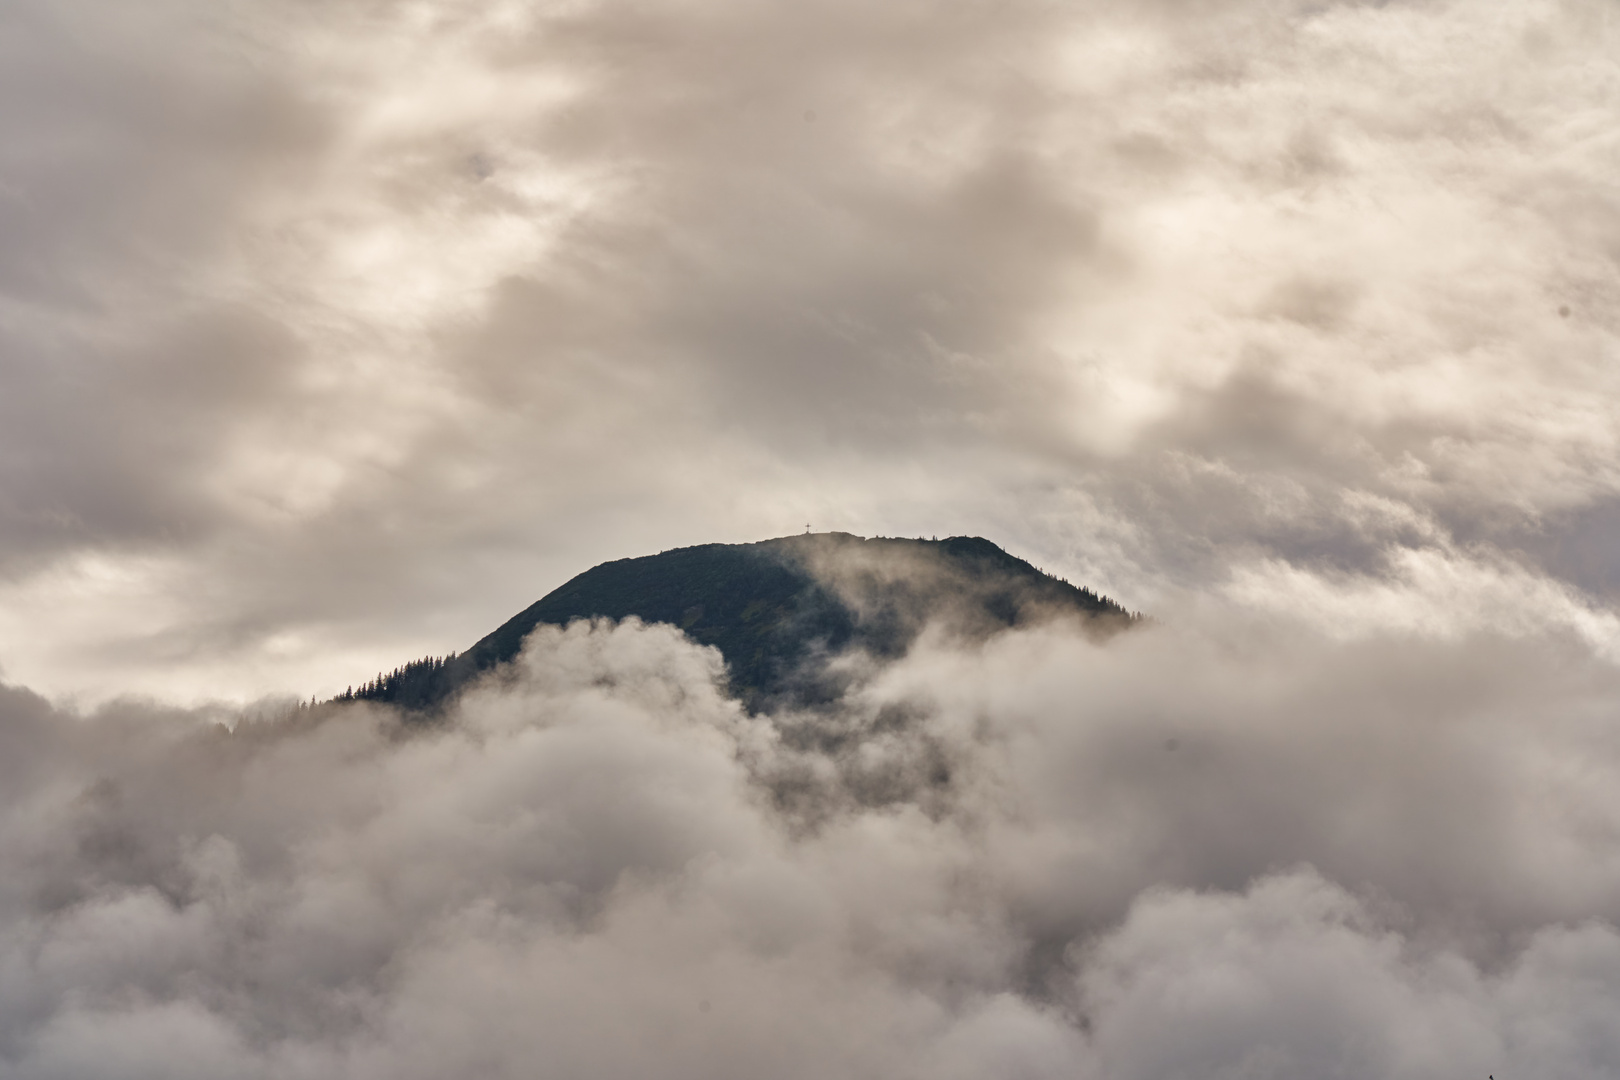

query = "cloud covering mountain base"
[3, 0, 1619, 1072]
[4, 612, 1619, 1079]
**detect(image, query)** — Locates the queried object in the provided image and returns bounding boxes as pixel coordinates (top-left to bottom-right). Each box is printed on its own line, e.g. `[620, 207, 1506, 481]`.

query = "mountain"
[338, 532, 1138, 714]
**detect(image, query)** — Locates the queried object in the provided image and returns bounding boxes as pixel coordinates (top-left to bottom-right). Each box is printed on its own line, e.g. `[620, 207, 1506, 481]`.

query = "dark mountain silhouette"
[337, 532, 1138, 714]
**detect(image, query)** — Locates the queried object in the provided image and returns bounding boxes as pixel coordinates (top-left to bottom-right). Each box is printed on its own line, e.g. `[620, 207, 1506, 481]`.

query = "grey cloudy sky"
[2, 0, 1616, 703]
[3, 1, 1620, 1075]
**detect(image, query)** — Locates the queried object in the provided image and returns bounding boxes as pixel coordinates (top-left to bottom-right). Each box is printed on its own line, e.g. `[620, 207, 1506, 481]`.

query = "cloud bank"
[2, 612, 1619, 1078]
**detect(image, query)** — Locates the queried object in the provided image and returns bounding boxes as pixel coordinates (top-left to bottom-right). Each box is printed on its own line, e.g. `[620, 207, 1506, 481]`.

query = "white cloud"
[0, 613, 1618, 1077]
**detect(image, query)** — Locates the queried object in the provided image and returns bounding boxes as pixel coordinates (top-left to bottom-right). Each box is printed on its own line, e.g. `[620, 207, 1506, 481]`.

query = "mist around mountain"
[338, 533, 1138, 714]
[7, 588, 1620, 1080]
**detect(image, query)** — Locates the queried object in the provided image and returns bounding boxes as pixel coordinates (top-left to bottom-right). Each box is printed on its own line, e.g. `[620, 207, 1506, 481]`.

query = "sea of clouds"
[3, 606, 1619, 1078]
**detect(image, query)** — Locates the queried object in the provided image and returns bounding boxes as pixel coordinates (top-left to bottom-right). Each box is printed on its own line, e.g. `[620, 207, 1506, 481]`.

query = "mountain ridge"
[338, 532, 1137, 714]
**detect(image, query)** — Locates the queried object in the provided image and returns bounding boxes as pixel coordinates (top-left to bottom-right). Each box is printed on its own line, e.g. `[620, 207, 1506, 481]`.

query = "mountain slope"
[341, 533, 1137, 713]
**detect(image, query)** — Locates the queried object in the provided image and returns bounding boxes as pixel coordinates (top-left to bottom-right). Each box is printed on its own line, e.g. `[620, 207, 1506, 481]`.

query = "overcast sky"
[1, 0, 1615, 705]
[4, 2, 1620, 1076]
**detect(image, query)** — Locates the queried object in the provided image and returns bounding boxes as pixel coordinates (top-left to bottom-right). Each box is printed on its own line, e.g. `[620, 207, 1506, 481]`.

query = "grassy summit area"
[339, 533, 1137, 714]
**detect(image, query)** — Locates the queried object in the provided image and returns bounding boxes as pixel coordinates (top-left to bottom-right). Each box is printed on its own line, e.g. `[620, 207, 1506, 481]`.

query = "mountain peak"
[340, 533, 1137, 714]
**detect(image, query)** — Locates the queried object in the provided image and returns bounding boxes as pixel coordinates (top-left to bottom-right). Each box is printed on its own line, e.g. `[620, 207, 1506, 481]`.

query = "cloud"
[0, 610, 1617, 1077]
[1080, 870, 1620, 1080]
[4, 1, 1620, 1068]
[0, 0, 1614, 701]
